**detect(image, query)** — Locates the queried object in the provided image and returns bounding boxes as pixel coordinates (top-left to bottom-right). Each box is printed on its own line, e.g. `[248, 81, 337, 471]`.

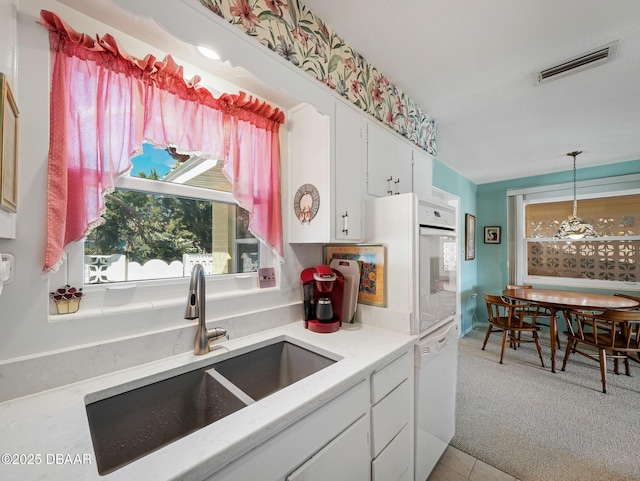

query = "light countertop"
[0, 321, 415, 481]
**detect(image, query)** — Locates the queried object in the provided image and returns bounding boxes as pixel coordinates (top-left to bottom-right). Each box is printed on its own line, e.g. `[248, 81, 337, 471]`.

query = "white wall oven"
[417, 200, 457, 335]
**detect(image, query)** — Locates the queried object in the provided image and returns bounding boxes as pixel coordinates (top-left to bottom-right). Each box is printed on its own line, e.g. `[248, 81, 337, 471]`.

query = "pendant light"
[554, 151, 598, 239]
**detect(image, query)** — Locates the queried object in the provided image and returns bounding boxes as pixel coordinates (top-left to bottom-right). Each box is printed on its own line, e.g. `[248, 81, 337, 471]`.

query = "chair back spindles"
[504, 284, 561, 348]
[562, 308, 640, 393]
[482, 293, 545, 366]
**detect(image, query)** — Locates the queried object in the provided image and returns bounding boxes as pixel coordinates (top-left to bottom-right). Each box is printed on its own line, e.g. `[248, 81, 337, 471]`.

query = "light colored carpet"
[451, 327, 640, 481]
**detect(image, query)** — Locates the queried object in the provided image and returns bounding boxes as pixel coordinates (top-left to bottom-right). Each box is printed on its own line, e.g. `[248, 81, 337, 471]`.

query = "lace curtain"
[39, 10, 284, 273]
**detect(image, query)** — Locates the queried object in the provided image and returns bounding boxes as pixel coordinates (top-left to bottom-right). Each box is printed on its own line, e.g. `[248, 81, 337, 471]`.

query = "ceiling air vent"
[535, 40, 619, 84]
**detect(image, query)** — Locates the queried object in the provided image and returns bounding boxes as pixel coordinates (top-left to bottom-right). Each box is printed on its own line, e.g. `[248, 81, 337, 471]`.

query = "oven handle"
[420, 226, 457, 237]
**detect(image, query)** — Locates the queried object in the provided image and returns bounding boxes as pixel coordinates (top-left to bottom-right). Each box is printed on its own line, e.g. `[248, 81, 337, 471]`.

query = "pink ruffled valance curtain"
[39, 10, 284, 273]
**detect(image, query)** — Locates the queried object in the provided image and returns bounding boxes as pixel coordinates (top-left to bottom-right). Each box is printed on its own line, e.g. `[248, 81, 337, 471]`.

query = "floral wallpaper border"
[199, 0, 437, 155]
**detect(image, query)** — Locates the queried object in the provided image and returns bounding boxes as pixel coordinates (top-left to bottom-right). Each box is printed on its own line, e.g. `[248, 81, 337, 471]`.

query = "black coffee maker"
[300, 265, 345, 333]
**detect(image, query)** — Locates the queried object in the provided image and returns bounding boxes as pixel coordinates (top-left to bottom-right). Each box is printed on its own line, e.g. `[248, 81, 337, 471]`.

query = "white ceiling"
[57, 0, 640, 185]
[301, 0, 640, 184]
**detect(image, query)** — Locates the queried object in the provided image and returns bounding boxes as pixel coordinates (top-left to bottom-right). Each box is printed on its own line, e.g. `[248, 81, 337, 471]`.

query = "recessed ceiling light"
[196, 45, 220, 61]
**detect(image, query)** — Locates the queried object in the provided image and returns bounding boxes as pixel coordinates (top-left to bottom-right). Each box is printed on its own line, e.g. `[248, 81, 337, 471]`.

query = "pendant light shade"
[554, 151, 598, 239]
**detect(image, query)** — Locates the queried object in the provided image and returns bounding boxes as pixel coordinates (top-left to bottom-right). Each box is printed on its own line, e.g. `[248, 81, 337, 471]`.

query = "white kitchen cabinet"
[289, 103, 330, 244]
[208, 379, 369, 481]
[287, 413, 370, 481]
[411, 147, 433, 200]
[369, 352, 413, 481]
[289, 102, 364, 243]
[207, 349, 417, 481]
[366, 121, 412, 197]
[333, 101, 366, 241]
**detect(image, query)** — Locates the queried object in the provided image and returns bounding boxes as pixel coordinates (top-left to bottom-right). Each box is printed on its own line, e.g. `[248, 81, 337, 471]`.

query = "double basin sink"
[85, 340, 337, 475]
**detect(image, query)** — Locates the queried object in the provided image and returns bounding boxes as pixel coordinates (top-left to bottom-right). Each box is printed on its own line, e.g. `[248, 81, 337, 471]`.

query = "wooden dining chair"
[483, 293, 545, 366]
[614, 293, 640, 364]
[561, 308, 640, 393]
[505, 284, 561, 349]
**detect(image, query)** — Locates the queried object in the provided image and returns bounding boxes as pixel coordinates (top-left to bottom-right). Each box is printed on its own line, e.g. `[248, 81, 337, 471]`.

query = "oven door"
[419, 227, 457, 334]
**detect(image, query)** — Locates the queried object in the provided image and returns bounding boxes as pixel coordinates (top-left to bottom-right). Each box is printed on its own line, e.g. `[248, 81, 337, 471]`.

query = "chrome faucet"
[185, 264, 228, 355]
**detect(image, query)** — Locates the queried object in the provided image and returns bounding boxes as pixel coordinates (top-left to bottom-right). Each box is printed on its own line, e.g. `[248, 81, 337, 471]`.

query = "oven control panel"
[418, 200, 456, 229]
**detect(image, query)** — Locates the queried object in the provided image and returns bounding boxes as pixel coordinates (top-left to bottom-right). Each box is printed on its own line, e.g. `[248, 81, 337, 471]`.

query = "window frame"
[508, 173, 640, 291]
[49, 172, 277, 317]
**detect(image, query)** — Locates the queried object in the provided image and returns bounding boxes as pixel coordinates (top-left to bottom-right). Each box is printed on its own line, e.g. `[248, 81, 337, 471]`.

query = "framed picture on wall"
[465, 213, 476, 260]
[324, 244, 386, 307]
[484, 226, 501, 244]
[0, 73, 19, 213]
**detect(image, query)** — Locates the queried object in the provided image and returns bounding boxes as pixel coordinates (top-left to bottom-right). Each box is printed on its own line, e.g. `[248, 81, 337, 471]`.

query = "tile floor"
[426, 446, 520, 481]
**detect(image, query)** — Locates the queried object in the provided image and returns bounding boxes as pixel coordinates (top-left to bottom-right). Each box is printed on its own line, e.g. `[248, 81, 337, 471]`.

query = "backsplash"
[0, 303, 300, 401]
[198, 0, 437, 155]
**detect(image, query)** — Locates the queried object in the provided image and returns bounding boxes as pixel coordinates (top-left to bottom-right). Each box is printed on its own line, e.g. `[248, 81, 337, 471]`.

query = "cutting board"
[329, 258, 361, 323]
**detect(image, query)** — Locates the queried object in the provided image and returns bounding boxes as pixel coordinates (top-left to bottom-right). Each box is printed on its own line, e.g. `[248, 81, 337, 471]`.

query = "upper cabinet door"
[289, 103, 331, 243]
[334, 102, 366, 241]
[366, 122, 412, 197]
[411, 148, 433, 199]
[289, 102, 365, 243]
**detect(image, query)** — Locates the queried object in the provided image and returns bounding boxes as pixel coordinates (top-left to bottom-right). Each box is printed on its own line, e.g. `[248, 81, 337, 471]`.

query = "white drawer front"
[287, 414, 370, 481]
[371, 352, 410, 404]
[372, 424, 411, 481]
[371, 379, 410, 456]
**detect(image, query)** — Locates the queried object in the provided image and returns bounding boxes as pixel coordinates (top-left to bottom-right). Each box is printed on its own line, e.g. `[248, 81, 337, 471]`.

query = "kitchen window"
[509, 174, 640, 290]
[49, 144, 275, 314]
[83, 144, 261, 284]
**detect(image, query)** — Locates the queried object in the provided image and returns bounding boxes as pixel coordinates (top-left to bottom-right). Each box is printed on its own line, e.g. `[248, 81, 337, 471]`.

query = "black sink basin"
[86, 366, 248, 475]
[212, 340, 336, 402]
[85, 341, 336, 475]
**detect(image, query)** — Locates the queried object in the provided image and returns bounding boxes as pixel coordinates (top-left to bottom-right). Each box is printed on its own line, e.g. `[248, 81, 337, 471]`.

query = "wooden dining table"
[501, 288, 639, 373]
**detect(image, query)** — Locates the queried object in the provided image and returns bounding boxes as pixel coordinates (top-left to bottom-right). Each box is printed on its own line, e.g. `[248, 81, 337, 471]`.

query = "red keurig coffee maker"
[300, 265, 345, 333]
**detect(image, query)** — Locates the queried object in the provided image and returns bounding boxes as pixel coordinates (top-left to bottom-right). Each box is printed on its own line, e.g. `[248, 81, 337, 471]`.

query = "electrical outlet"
[258, 267, 276, 288]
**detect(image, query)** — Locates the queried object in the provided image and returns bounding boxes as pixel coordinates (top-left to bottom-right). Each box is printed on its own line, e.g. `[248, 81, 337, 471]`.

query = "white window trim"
[48, 175, 279, 320]
[114, 175, 235, 203]
[508, 173, 640, 291]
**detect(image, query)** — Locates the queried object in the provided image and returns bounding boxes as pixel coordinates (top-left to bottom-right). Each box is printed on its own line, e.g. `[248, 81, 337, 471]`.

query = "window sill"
[48, 284, 281, 323]
[523, 275, 640, 292]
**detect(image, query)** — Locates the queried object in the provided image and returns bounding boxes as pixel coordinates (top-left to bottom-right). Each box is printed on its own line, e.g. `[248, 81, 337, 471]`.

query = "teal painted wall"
[476, 158, 640, 325]
[433, 157, 640, 335]
[433, 159, 478, 335]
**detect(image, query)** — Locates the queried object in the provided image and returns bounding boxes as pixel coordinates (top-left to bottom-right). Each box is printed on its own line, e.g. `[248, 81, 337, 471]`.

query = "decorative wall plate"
[294, 183, 320, 224]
